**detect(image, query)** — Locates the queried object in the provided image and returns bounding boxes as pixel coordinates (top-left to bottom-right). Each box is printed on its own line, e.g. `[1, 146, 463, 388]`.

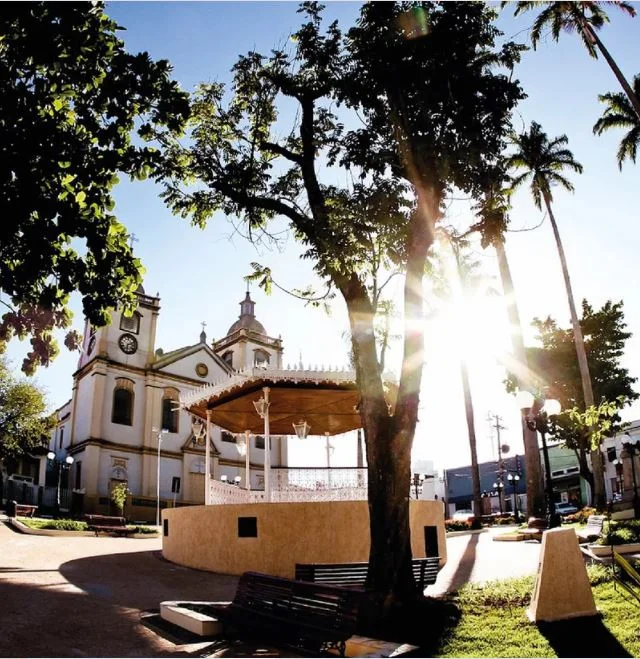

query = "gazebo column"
[245, 430, 251, 490]
[205, 410, 211, 505]
[263, 387, 271, 502]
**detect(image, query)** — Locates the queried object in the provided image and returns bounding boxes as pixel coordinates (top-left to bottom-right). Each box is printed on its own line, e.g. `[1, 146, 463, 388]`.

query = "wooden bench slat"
[295, 557, 440, 590]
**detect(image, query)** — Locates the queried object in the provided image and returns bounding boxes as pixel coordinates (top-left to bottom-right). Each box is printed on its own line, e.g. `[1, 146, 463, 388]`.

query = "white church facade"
[46, 287, 289, 521]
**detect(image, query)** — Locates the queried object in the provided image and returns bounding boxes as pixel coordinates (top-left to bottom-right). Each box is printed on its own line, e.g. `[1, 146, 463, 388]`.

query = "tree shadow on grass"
[357, 596, 462, 657]
[537, 617, 632, 658]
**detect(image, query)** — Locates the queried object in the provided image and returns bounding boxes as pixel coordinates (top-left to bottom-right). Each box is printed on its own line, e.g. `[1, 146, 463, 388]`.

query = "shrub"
[111, 482, 130, 516]
[494, 515, 516, 525]
[598, 519, 640, 545]
[127, 525, 158, 534]
[445, 519, 472, 532]
[564, 506, 597, 525]
[19, 517, 88, 531]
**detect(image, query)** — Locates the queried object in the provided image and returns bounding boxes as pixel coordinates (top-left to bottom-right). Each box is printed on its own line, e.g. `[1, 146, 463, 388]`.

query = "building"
[544, 443, 588, 509]
[44, 287, 290, 520]
[601, 420, 640, 514]
[444, 454, 527, 518]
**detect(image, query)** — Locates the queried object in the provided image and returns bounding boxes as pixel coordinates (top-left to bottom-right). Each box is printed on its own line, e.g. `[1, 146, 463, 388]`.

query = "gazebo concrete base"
[162, 499, 446, 578]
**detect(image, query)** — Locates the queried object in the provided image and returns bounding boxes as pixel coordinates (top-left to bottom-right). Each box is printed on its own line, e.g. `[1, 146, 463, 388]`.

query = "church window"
[253, 349, 270, 368]
[221, 431, 237, 444]
[222, 351, 233, 368]
[161, 388, 179, 433]
[119, 312, 140, 335]
[254, 436, 272, 450]
[58, 426, 64, 449]
[112, 378, 134, 426]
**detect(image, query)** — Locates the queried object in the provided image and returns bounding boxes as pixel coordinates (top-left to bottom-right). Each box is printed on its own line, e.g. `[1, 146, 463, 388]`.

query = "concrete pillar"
[89, 370, 107, 439]
[528, 528, 597, 622]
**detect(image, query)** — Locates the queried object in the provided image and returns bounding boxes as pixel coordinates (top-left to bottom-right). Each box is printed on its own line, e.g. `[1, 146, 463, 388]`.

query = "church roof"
[226, 291, 266, 336]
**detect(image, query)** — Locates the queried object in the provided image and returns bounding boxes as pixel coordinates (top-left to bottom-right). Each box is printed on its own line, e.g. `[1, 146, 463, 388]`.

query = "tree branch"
[261, 140, 303, 165]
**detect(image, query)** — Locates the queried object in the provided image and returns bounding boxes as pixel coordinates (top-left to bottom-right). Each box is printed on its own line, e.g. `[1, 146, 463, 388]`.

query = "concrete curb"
[7, 517, 159, 538]
[446, 528, 488, 538]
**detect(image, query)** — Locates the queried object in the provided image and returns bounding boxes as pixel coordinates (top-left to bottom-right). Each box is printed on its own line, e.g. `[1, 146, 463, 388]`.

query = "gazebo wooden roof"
[182, 367, 363, 436]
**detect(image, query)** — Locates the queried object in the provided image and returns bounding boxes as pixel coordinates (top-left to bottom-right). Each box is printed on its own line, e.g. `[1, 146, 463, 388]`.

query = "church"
[47, 286, 295, 520]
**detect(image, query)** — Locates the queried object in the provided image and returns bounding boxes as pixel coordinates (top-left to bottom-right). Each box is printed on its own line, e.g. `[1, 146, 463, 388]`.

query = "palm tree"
[506, 121, 606, 508]
[470, 191, 545, 517]
[506, 2, 640, 120]
[448, 237, 484, 521]
[593, 74, 640, 168]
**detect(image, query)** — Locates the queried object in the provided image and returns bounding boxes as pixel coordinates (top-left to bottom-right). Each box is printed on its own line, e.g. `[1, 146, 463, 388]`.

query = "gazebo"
[182, 366, 365, 503]
[162, 366, 446, 578]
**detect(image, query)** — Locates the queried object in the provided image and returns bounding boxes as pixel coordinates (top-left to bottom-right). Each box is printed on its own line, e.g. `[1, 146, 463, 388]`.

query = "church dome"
[226, 291, 266, 336]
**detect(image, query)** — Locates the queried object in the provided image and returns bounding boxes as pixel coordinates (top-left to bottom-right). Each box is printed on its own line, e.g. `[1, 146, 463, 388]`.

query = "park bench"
[295, 556, 440, 591]
[209, 571, 362, 657]
[84, 514, 136, 537]
[576, 515, 605, 544]
[520, 517, 548, 542]
[10, 501, 38, 518]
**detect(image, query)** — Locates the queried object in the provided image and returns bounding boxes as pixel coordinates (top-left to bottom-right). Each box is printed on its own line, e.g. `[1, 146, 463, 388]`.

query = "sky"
[6, 1, 640, 474]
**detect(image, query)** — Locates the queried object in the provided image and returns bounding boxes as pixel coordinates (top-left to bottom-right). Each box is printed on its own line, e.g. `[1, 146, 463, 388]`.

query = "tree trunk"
[460, 359, 482, 517]
[582, 22, 640, 121]
[542, 192, 606, 508]
[344, 281, 416, 612]
[342, 195, 436, 626]
[494, 239, 545, 517]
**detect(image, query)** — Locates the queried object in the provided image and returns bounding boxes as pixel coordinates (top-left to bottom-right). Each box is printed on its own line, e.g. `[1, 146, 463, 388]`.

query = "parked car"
[452, 509, 475, 520]
[555, 502, 579, 516]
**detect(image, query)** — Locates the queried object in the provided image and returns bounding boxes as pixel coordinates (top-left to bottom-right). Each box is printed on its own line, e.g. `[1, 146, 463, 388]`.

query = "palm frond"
[617, 125, 640, 168]
[593, 110, 636, 135]
[546, 171, 575, 194]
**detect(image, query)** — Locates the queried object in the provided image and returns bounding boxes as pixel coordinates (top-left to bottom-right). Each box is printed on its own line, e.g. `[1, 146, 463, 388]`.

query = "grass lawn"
[434, 566, 640, 657]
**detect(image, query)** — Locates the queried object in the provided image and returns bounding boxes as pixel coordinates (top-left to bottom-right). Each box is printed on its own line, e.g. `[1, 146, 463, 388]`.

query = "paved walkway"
[0, 519, 540, 657]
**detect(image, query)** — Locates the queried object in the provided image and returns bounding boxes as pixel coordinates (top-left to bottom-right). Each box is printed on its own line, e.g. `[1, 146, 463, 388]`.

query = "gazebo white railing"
[208, 467, 368, 505]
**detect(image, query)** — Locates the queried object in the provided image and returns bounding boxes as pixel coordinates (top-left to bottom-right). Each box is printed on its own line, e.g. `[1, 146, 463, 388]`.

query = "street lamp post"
[47, 452, 74, 517]
[507, 472, 521, 523]
[492, 479, 504, 514]
[622, 439, 640, 518]
[516, 392, 562, 529]
[153, 428, 168, 527]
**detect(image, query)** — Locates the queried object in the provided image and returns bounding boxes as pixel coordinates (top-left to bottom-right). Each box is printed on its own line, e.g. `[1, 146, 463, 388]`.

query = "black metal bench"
[10, 501, 38, 518]
[209, 571, 362, 656]
[295, 556, 440, 591]
[84, 514, 136, 537]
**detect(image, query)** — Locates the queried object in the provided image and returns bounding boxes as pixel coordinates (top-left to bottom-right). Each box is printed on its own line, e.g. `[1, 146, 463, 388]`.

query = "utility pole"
[488, 413, 506, 514]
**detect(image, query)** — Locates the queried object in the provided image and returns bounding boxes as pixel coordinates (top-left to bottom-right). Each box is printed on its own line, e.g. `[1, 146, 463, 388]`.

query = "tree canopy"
[593, 74, 640, 168]
[516, 299, 637, 409]
[0, 358, 51, 467]
[0, 2, 189, 374]
[158, 1, 524, 616]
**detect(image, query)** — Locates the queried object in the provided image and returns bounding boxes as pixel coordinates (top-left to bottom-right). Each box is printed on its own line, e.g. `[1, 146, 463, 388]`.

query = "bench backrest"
[586, 515, 605, 529]
[84, 514, 126, 527]
[232, 571, 361, 633]
[295, 557, 439, 589]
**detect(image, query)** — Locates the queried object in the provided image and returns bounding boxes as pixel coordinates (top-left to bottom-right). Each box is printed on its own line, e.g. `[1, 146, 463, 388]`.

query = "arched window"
[112, 378, 134, 426]
[161, 388, 180, 433]
[254, 349, 270, 368]
[222, 351, 233, 368]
